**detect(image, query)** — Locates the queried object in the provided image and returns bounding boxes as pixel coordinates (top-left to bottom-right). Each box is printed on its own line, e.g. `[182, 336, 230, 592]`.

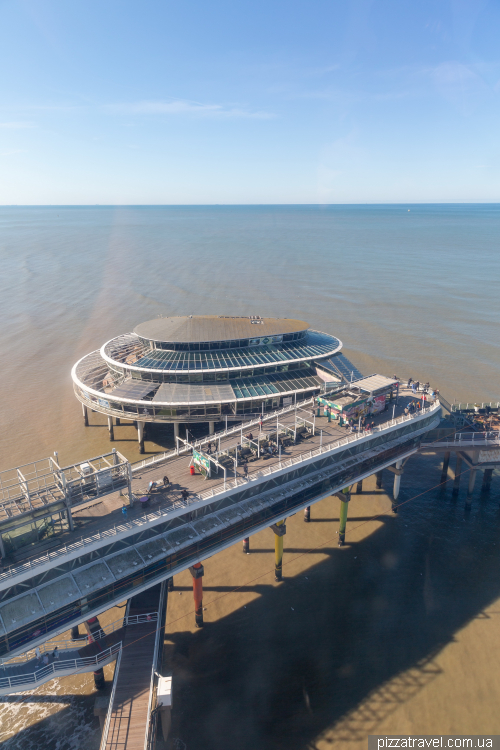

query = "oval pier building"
[72, 315, 357, 451]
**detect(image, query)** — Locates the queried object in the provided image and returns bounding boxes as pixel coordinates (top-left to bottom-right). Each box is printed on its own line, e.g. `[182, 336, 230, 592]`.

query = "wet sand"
[162, 457, 500, 750]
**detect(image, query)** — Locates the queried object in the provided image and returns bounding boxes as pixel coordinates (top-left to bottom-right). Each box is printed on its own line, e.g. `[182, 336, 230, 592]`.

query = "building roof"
[350, 374, 399, 394]
[134, 316, 309, 343]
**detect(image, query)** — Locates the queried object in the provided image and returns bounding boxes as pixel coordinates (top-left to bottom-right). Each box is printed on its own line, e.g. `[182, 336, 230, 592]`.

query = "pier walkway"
[101, 583, 166, 750]
[0, 389, 441, 661]
[2, 390, 434, 580]
[0, 612, 158, 695]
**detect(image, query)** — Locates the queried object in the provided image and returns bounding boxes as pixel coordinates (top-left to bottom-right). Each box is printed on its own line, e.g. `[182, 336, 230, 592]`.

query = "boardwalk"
[104, 587, 162, 750]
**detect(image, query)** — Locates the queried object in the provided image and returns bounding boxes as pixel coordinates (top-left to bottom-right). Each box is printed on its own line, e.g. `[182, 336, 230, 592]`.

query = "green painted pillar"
[338, 487, 351, 546]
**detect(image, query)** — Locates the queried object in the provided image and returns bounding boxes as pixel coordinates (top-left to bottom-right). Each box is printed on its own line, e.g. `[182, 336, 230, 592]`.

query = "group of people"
[404, 401, 423, 415]
[407, 378, 438, 398]
[341, 416, 375, 433]
[34, 645, 59, 666]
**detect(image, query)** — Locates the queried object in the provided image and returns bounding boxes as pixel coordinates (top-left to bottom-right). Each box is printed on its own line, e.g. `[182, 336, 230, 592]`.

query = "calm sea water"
[0, 204, 498, 469]
[0, 205, 499, 748]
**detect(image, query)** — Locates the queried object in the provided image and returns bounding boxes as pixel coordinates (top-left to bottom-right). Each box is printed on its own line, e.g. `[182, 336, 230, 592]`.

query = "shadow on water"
[165, 458, 500, 750]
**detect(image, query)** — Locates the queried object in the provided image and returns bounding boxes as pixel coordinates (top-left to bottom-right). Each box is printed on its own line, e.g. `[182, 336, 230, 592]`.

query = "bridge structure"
[0, 380, 441, 665]
[421, 429, 500, 500]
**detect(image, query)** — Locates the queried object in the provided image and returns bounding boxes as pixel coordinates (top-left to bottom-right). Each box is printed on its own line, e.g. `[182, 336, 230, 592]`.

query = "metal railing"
[0, 641, 121, 691]
[451, 402, 500, 412]
[129, 396, 318, 472]
[0, 400, 440, 586]
[0, 612, 158, 666]
[194, 400, 441, 501]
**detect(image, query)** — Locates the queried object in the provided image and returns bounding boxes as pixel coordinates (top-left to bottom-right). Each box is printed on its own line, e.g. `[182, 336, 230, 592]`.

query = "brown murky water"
[0, 206, 499, 747]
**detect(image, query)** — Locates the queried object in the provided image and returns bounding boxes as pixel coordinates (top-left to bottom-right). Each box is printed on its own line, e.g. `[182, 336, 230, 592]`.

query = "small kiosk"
[318, 374, 399, 423]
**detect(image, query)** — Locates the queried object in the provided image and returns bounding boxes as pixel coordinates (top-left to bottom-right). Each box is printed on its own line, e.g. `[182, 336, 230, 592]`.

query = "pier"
[0, 381, 441, 663]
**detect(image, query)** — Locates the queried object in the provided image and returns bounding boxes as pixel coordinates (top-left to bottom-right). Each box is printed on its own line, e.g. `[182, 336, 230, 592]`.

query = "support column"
[392, 460, 403, 511]
[272, 520, 286, 581]
[167, 577, 174, 591]
[107, 416, 114, 442]
[0, 533, 6, 560]
[115, 417, 121, 426]
[466, 468, 477, 504]
[453, 455, 462, 496]
[303, 506, 310, 522]
[190, 563, 204, 628]
[338, 488, 350, 546]
[482, 469, 493, 493]
[93, 668, 105, 689]
[440, 451, 450, 486]
[82, 402, 89, 426]
[209, 421, 215, 435]
[137, 421, 145, 454]
[174, 422, 180, 440]
[71, 625, 80, 640]
[356, 480, 363, 494]
[242, 537, 250, 553]
[376, 470, 383, 489]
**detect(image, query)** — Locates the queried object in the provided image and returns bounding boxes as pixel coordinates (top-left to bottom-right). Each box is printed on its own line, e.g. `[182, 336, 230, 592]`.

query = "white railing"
[454, 431, 500, 444]
[129, 397, 317, 473]
[0, 641, 121, 691]
[451, 402, 500, 412]
[0, 401, 440, 586]
[0, 612, 158, 666]
[194, 400, 441, 500]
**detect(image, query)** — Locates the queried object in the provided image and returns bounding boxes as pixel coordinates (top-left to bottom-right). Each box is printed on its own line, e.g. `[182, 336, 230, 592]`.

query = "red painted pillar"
[190, 563, 204, 628]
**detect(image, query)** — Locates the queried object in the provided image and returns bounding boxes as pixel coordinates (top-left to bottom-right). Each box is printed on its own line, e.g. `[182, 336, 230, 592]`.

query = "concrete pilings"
[190, 563, 204, 628]
[71, 625, 80, 640]
[303, 506, 310, 522]
[137, 421, 145, 454]
[440, 451, 450, 486]
[174, 423, 180, 440]
[272, 520, 286, 580]
[392, 460, 404, 511]
[453, 455, 462, 496]
[209, 421, 215, 435]
[338, 490, 350, 546]
[482, 469, 493, 493]
[242, 537, 250, 553]
[93, 667, 105, 690]
[82, 403, 89, 426]
[376, 470, 383, 489]
[107, 416, 114, 442]
[466, 468, 477, 505]
[356, 480, 363, 494]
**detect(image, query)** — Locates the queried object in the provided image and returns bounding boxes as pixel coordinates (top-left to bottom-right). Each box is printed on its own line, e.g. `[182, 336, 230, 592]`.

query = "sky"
[0, 0, 499, 204]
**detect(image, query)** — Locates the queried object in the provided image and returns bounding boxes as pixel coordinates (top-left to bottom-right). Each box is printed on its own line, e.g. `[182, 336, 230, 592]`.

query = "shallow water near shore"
[0, 205, 499, 748]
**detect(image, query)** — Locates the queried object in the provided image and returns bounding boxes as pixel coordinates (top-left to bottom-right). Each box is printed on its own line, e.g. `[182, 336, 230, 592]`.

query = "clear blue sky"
[0, 0, 499, 204]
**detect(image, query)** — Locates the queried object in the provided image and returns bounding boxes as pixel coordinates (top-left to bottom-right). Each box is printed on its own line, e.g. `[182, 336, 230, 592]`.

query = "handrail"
[0, 641, 121, 691]
[128, 396, 317, 473]
[0, 612, 158, 666]
[0, 400, 440, 586]
[451, 401, 500, 412]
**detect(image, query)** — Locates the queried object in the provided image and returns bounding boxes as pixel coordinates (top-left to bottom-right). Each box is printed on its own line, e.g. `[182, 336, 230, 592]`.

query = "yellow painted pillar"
[273, 520, 286, 581]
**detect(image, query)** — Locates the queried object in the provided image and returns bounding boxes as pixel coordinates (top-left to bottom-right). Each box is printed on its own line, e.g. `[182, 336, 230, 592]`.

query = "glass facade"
[74, 320, 342, 421]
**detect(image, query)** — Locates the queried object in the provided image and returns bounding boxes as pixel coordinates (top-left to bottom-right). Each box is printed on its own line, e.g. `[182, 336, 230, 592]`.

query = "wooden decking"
[104, 618, 157, 750]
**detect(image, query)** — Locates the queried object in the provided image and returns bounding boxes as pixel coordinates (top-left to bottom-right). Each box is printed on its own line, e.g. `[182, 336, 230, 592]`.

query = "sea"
[0, 204, 499, 748]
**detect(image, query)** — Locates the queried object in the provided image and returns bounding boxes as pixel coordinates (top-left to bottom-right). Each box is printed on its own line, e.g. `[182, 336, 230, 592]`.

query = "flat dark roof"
[134, 316, 309, 343]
